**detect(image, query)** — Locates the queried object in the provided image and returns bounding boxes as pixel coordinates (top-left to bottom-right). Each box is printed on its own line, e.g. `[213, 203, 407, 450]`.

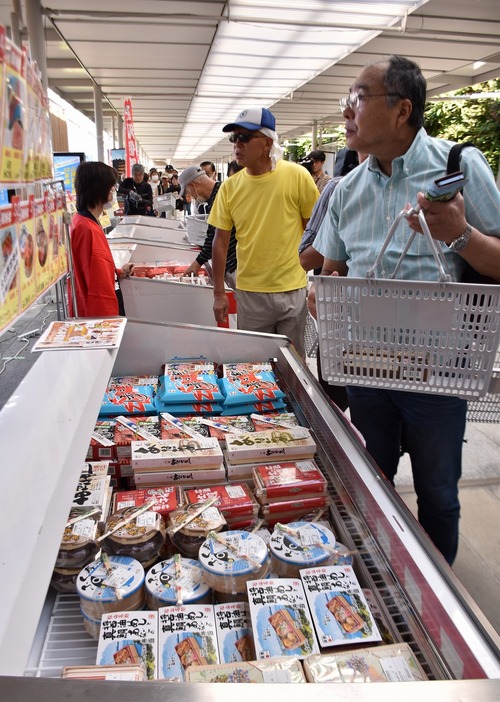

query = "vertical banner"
[123, 98, 138, 176]
[1, 38, 26, 184]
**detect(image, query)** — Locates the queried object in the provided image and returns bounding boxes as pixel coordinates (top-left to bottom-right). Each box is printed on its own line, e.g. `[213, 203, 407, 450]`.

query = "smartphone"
[425, 171, 467, 202]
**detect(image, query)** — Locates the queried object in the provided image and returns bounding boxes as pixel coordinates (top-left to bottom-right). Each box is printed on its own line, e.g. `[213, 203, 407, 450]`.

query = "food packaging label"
[213, 601, 255, 664]
[225, 428, 316, 464]
[77, 555, 144, 603]
[96, 610, 158, 679]
[253, 460, 327, 501]
[269, 521, 335, 566]
[131, 438, 223, 470]
[157, 604, 219, 680]
[199, 531, 268, 577]
[246, 578, 319, 660]
[300, 565, 382, 647]
[145, 558, 210, 605]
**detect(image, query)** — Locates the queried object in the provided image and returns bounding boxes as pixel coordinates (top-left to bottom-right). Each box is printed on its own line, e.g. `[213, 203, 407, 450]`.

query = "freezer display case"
[109, 241, 235, 327]
[0, 320, 499, 700]
[108, 217, 190, 248]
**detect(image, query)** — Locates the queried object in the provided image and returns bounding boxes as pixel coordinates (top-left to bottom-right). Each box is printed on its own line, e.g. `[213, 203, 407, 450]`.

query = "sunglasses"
[228, 132, 267, 144]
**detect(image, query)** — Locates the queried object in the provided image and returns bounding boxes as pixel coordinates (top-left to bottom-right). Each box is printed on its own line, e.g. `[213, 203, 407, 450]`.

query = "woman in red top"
[70, 161, 134, 316]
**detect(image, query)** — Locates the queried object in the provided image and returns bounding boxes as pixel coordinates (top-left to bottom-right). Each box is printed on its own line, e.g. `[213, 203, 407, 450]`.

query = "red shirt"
[70, 211, 122, 317]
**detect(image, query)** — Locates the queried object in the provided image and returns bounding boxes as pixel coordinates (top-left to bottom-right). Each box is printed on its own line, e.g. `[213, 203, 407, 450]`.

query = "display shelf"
[0, 319, 499, 698]
[108, 221, 190, 247]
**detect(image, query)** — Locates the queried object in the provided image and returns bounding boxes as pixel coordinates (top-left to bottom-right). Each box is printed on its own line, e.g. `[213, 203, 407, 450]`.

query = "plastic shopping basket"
[313, 207, 500, 400]
[185, 214, 208, 246]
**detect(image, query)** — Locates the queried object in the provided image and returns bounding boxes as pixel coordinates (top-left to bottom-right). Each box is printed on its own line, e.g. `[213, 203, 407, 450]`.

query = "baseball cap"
[223, 107, 276, 133]
[179, 165, 205, 196]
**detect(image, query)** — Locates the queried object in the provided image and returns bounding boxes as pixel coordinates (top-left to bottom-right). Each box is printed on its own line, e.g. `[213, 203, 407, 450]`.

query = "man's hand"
[183, 261, 201, 277]
[213, 292, 229, 325]
[406, 191, 467, 245]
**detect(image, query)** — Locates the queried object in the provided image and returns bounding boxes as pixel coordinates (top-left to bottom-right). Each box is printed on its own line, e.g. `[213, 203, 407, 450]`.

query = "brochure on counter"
[32, 317, 127, 351]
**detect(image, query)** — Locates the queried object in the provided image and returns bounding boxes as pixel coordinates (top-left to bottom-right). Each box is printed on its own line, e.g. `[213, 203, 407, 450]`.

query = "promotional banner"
[124, 98, 138, 177]
[0, 201, 19, 331]
[1, 38, 26, 184]
[15, 195, 37, 313]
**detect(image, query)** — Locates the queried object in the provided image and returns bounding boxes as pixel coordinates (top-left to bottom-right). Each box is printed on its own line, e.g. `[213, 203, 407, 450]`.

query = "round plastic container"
[169, 505, 226, 559]
[145, 557, 211, 609]
[76, 555, 145, 621]
[102, 507, 166, 563]
[55, 516, 99, 569]
[198, 530, 269, 594]
[269, 521, 336, 577]
[51, 566, 81, 594]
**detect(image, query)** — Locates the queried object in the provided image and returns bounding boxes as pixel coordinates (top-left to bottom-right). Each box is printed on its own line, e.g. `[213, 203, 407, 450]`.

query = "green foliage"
[424, 80, 500, 174]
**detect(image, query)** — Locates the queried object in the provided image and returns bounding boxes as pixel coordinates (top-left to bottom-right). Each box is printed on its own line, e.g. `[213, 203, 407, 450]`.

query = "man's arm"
[300, 245, 324, 271]
[321, 258, 348, 276]
[212, 228, 231, 324]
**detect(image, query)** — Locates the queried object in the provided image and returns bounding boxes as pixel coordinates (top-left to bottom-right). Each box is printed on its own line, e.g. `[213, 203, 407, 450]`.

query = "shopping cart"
[313, 206, 500, 400]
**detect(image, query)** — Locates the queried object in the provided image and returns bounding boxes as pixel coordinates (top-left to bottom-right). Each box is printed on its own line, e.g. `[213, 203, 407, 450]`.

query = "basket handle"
[366, 207, 453, 283]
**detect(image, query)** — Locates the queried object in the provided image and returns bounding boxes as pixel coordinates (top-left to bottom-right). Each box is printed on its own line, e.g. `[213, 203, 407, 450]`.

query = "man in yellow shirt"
[208, 107, 318, 357]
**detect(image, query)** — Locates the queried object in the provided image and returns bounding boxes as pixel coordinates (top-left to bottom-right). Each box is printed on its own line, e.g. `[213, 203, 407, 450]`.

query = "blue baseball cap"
[223, 107, 276, 133]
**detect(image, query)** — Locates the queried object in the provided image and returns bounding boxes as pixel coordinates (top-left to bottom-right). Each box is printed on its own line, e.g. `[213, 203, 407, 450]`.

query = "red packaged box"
[203, 416, 255, 443]
[113, 486, 183, 518]
[86, 419, 117, 461]
[250, 412, 299, 432]
[183, 483, 259, 522]
[253, 460, 327, 504]
[114, 415, 161, 459]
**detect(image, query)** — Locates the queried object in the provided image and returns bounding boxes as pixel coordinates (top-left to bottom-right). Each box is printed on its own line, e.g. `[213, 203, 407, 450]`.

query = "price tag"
[262, 669, 292, 683]
[379, 656, 415, 682]
[226, 485, 246, 499]
[136, 511, 157, 528]
[72, 518, 96, 539]
[298, 524, 323, 547]
[103, 566, 131, 589]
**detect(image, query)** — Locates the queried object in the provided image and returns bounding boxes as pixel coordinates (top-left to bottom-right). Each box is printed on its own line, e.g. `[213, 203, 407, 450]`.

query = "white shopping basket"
[154, 192, 175, 213]
[313, 207, 500, 400]
[185, 214, 208, 246]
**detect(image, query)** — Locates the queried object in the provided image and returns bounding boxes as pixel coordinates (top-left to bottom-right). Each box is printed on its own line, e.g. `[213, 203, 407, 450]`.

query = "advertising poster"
[15, 195, 37, 313]
[53, 152, 83, 196]
[34, 195, 49, 295]
[0, 201, 20, 333]
[1, 38, 26, 184]
[111, 147, 125, 179]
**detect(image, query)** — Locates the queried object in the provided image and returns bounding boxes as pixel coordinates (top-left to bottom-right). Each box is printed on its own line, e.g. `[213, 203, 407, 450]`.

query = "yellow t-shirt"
[208, 159, 318, 292]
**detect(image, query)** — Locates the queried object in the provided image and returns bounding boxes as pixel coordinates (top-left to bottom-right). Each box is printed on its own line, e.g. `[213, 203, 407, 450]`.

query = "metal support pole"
[312, 120, 317, 151]
[94, 84, 104, 162]
[25, 0, 48, 92]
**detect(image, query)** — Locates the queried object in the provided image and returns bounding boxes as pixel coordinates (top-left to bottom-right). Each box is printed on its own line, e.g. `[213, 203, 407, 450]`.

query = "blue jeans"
[347, 387, 467, 565]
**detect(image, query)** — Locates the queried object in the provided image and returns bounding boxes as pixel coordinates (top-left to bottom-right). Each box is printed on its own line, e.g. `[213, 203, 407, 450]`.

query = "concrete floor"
[395, 421, 500, 634]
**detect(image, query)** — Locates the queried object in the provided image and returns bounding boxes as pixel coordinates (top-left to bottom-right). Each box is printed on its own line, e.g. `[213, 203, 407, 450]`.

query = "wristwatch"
[447, 223, 472, 252]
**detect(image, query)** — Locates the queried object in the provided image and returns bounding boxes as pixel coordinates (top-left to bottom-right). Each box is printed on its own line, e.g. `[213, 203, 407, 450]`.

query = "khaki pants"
[235, 288, 307, 358]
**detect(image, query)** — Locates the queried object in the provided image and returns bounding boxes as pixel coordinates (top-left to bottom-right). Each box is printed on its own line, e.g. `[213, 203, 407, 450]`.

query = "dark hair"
[308, 150, 326, 162]
[379, 55, 426, 130]
[75, 161, 118, 211]
[200, 160, 216, 174]
[227, 160, 243, 177]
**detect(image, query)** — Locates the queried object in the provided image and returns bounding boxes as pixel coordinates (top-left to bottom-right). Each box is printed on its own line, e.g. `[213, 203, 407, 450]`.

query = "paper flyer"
[32, 317, 127, 352]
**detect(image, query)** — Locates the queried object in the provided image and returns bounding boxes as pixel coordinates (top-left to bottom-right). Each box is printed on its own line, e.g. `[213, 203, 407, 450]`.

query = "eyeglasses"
[339, 91, 403, 111]
[228, 132, 267, 144]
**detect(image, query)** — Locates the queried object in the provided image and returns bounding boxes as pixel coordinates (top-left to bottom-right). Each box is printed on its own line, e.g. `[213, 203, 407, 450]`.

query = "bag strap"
[446, 142, 475, 175]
